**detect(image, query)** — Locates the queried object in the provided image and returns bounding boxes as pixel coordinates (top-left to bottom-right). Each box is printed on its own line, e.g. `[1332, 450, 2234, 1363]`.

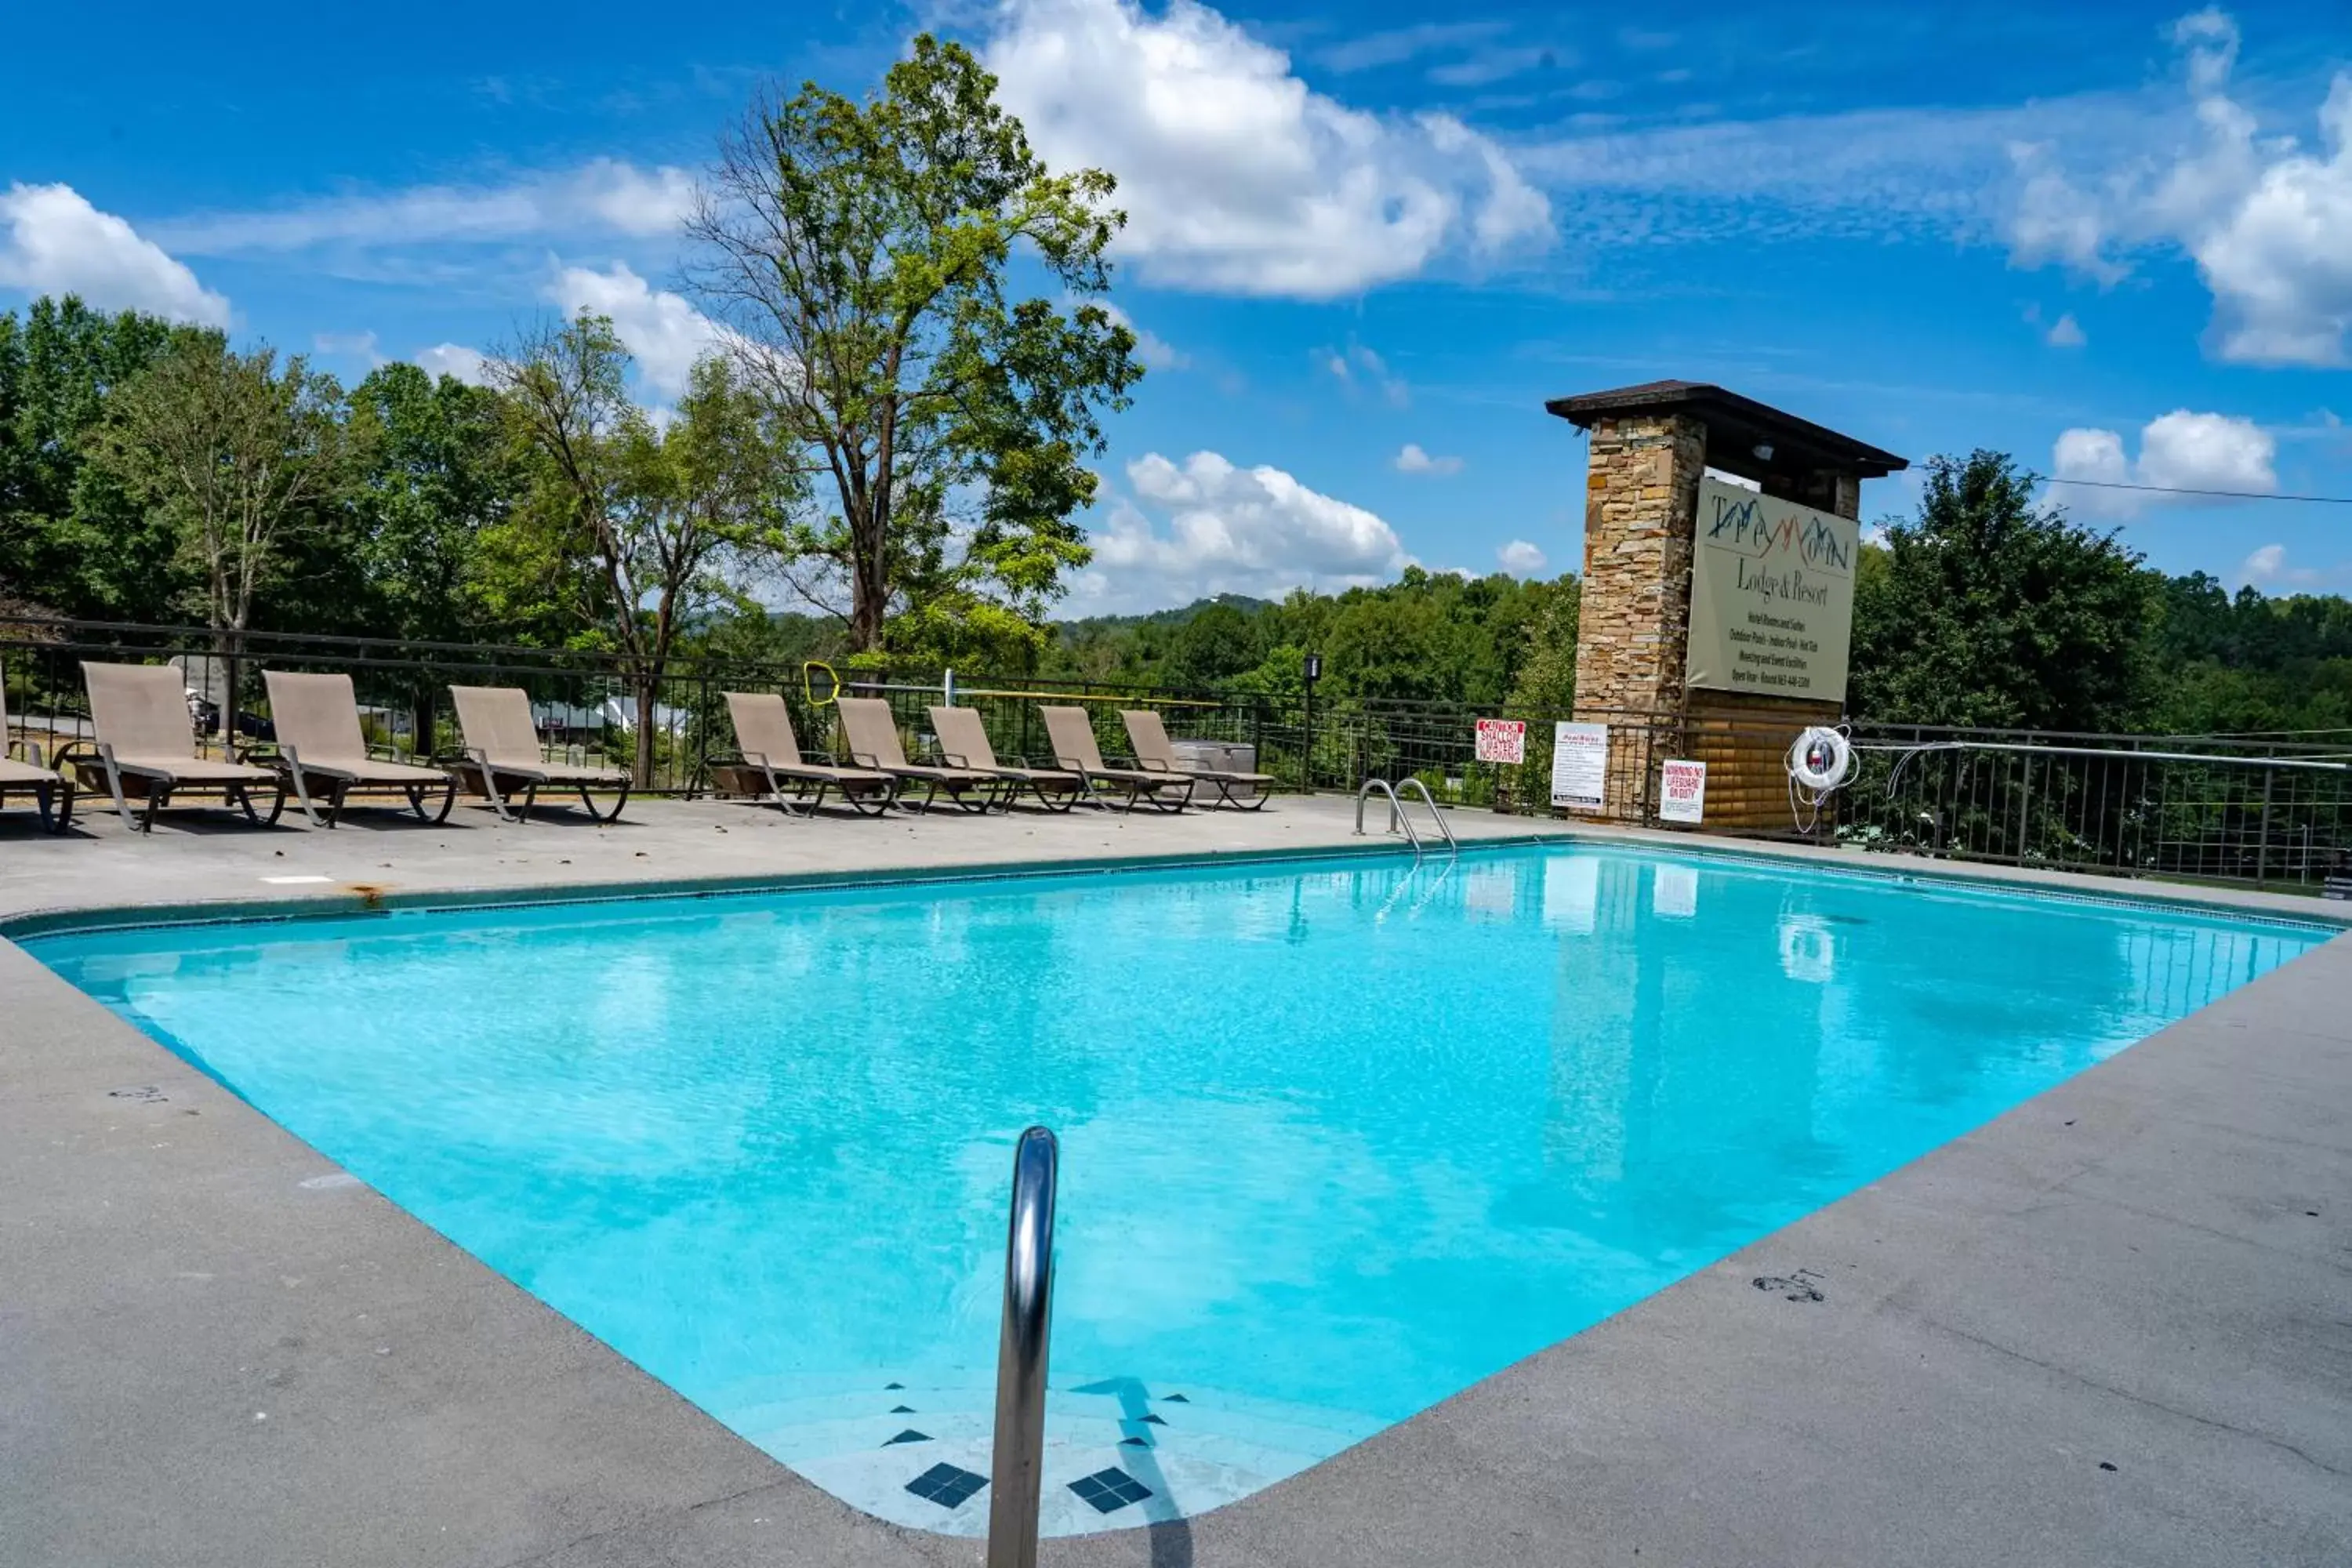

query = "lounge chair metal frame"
[269, 743, 459, 829]
[1039, 706, 1194, 815]
[1121, 709, 1275, 811]
[704, 747, 898, 818]
[64, 662, 288, 833]
[1, 672, 74, 833]
[53, 739, 287, 833]
[937, 748, 1081, 813]
[710, 692, 899, 818]
[443, 684, 633, 825]
[257, 670, 461, 829]
[835, 698, 1014, 815]
[437, 747, 633, 825]
[927, 706, 1082, 814]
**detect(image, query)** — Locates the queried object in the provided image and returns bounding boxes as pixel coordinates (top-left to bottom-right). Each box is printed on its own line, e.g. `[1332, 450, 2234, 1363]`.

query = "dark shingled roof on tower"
[1545, 380, 1908, 481]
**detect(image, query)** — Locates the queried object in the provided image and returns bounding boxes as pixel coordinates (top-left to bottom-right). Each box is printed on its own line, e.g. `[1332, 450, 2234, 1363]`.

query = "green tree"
[1163, 601, 1261, 688]
[686, 34, 1142, 655]
[343, 361, 521, 644]
[82, 335, 347, 663]
[1504, 575, 1581, 711]
[0, 296, 187, 619]
[485, 314, 797, 782]
[1850, 450, 2158, 731]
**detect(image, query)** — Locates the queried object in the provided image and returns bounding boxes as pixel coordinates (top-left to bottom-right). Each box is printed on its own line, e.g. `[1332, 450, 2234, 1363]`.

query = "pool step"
[720, 1375, 1383, 1537]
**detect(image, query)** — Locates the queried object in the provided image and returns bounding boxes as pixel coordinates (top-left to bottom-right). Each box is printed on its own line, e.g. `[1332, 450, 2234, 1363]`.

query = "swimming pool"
[27, 844, 2326, 1536]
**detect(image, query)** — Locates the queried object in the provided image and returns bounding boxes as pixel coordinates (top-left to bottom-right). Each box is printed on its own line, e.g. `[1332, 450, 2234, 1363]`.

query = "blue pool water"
[28, 844, 2325, 1534]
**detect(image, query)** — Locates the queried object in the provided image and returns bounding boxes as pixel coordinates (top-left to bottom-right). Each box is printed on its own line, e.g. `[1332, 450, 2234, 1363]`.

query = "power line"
[2042, 476, 2352, 505]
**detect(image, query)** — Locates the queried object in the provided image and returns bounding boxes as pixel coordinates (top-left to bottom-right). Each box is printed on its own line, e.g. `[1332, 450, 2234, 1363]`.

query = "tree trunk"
[634, 673, 658, 788]
[412, 684, 437, 763]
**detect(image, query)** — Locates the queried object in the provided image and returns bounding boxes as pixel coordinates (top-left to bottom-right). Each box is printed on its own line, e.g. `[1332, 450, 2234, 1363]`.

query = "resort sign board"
[1684, 477, 1857, 702]
[1550, 721, 1608, 812]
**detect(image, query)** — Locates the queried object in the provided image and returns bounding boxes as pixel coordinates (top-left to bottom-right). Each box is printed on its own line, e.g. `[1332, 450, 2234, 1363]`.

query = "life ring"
[802, 660, 841, 706]
[1788, 726, 1853, 793]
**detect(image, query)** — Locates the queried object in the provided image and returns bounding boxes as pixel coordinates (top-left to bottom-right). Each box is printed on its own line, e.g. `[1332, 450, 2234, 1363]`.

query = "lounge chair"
[834, 696, 1009, 814]
[928, 705, 1082, 812]
[72, 661, 285, 832]
[262, 670, 457, 828]
[446, 685, 631, 823]
[711, 691, 896, 816]
[1122, 709, 1276, 811]
[1039, 706, 1193, 813]
[0, 662, 73, 832]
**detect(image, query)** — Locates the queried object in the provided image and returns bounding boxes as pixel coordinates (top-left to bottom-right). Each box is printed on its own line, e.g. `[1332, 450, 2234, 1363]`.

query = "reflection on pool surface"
[28, 846, 2325, 1535]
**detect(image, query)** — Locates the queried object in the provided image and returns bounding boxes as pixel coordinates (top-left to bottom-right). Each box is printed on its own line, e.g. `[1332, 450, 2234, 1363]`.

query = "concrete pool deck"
[3, 797, 2348, 1566]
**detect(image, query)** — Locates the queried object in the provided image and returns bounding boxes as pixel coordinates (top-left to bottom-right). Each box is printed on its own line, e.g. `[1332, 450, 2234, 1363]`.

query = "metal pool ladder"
[1355, 778, 1457, 857]
[987, 1126, 1058, 1568]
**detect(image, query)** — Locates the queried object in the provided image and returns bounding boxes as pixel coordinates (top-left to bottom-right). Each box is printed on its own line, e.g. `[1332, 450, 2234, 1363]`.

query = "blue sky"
[3, 0, 2347, 613]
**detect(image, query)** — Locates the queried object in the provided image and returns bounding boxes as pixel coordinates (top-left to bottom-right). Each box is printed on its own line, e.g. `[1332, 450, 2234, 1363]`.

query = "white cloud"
[1315, 21, 1509, 74]
[1097, 300, 1188, 370]
[2002, 16, 2352, 365]
[548, 261, 725, 397]
[1497, 539, 1547, 574]
[2136, 408, 2276, 491]
[1325, 341, 1408, 406]
[984, 0, 1552, 298]
[415, 343, 495, 387]
[2238, 542, 2323, 587]
[0, 183, 228, 326]
[1395, 442, 1463, 475]
[313, 329, 384, 365]
[151, 158, 695, 255]
[2045, 311, 2087, 347]
[1072, 450, 1407, 610]
[2050, 408, 2276, 515]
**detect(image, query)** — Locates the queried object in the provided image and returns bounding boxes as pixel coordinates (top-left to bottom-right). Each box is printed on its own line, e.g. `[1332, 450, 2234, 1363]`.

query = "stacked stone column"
[1570, 412, 1705, 820]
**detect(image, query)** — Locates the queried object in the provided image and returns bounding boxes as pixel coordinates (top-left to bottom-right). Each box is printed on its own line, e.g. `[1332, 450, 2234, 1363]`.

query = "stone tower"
[1544, 381, 1906, 829]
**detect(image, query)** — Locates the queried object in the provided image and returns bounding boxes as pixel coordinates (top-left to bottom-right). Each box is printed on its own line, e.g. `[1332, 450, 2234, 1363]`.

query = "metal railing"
[12, 612, 2352, 892]
[1354, 779, 1424, 855]
[1840, 728, 2352, 891]
[1354, 777, 1456, 856]
[0, 615, 1294, 797]
[985, 1125, 1058, 1568]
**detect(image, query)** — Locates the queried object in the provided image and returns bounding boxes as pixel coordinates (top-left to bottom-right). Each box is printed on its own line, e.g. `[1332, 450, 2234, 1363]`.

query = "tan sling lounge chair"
[927, 705, 1081, 812]
[447, 684, 631, 823]
[262, 670, 458, 827]
[835, 696, 1009, 814]
[712, 692, 896, 816]
[1039, 705, 1193, 813]
[0, 662, 73, 833]
[1122, 708, 1276, 811]
[74, 661, 285, 832]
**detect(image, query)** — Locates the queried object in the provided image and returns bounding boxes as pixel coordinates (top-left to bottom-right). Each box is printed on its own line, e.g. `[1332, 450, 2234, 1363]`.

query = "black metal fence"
[7, 614, 2349, 892]
[0, 616, 1291, 797]
[1838, 726, 2352, 891]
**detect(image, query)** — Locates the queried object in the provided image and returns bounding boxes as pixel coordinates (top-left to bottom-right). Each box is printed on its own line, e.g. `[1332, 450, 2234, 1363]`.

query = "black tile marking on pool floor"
[884, 1429, 931, 1446]
[1120, 1435, 1151, 1446]
[1162, 1392, 1189, 1403]
[890, 1403, 916, 1413]
[906, 1462, 988, 1509]
[1070, 1467, 1154, 1514]
[1139, 1412, 1168, 1425]
[884, 1381, 906, 1390]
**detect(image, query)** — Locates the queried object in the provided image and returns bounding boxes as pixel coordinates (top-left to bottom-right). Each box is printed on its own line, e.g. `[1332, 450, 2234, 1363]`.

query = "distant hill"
[1054, 593, 1276, 634]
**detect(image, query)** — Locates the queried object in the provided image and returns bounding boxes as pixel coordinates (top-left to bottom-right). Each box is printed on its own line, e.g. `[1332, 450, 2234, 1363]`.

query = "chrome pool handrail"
[985, 1126, 1058, 1568]
[1354, 779, 1423, 855]
[1393, 777, 1458, 855]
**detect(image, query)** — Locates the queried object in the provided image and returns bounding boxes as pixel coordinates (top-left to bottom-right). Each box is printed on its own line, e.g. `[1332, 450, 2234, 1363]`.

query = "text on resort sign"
[1683, 477, 1857, 702]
